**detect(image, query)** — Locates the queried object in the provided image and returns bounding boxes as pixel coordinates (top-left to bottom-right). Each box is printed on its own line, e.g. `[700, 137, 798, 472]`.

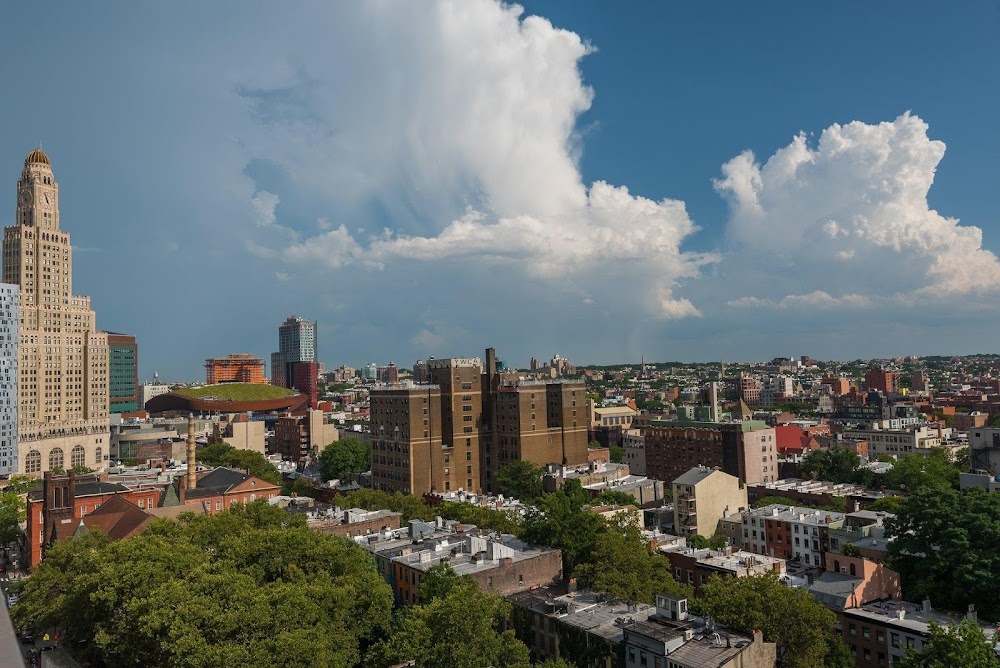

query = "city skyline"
[2, 2, 998, 380]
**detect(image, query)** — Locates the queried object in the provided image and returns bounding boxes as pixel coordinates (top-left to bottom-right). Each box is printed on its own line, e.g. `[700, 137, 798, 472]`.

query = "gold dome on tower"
[24, 148, 50, 166]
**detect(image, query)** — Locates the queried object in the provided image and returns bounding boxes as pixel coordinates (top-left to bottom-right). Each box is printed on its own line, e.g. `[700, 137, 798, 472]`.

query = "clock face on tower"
[18, 190, 32, 206]
[42, 192, 52, 208]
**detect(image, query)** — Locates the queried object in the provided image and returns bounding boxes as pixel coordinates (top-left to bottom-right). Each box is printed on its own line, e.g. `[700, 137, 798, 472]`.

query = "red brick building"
[291, 361, 319, 409]
[25, 472, 161, 568]
[865, 368, 899, 394]
[174, 467, 282, 514]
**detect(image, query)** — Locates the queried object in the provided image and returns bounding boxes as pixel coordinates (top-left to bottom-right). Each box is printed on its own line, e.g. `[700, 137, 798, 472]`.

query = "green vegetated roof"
[172, 383, 297, 401]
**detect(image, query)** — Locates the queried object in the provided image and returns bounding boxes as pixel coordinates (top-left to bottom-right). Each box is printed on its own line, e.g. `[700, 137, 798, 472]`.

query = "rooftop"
[848, 599, 996, 640]
[744, 504, 846, 526]
[172, 383, 297, 402]
[509, 586, 655, 643]
[650, 419, 772, 432]
[394, 532, 558, 577]
[673, 466, 723, 486]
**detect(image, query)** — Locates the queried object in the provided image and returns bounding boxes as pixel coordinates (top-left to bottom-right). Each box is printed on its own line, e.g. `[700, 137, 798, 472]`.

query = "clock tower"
[2, 149, 109, 475]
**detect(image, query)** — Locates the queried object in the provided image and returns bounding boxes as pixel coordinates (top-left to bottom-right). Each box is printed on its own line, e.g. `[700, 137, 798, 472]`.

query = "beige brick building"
[370, 349, 589, 496]
[3, 149, 109, 475]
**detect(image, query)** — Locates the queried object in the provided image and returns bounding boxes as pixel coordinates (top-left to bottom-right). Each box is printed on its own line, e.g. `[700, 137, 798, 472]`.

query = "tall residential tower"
[3, 150, 109, 475]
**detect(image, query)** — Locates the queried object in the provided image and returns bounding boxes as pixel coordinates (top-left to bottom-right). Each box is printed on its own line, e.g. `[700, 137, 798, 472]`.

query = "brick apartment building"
[205, 353, 267, 384]
[644, 420, 777, 485]
[370, 348, 588, 496]
[273, 410, 339, 463]
[865, 368, 899, 395]
[661, 546, 784, 596]
[358, 518, 562, 606]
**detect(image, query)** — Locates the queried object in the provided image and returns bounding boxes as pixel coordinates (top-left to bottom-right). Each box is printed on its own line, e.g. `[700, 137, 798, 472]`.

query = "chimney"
[187, 414, 197, 490]
[922, 598, 932, 612]
[752, 629, 763, 644]
[968, 604, 977, 622]
[567, 577, 577, 593]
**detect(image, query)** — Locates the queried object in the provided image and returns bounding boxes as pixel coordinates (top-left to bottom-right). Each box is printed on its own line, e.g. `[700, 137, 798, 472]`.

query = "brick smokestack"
[187, 414, 197, 490]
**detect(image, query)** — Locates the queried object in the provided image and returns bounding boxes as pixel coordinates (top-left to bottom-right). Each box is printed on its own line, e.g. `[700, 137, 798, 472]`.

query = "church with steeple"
[3, 149, 110, 475]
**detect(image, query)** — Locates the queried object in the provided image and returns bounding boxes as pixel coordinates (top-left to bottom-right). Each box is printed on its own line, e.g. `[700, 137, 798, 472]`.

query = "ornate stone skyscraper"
[3, 149, 109, 475]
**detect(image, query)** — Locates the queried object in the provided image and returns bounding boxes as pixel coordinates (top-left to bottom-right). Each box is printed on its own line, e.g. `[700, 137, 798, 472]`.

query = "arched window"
[95, 447, 103, 464]
[71, 445, 86, 469]
[49, 447, 64, 471]
[849, 563, 857, 576]
[25, 450, 41, 474]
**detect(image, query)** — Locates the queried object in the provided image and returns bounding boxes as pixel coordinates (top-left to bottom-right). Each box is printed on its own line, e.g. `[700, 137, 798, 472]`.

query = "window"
[71, 445, 86, 469]
[25, 450, 41, 473]
[461, 382, 473, 390]
[48, 447, 64, 471]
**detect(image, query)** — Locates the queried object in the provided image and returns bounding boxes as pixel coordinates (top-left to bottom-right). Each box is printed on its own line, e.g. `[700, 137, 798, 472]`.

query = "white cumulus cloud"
[717, 113, 1000, 308]
[237, 0, 711, 320]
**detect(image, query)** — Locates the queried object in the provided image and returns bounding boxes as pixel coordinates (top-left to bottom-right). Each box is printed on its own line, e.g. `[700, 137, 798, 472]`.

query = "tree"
[0, 475, 30, 546]
[494, 460, 545, 500]
[699, 572, 849, 668]
[521, 484, 604, 577]
[609, 445, 625, 463]
[418, 562, 466, 603]
[886, 485, 1000, 620]
[588, 440, 602, 449]
[799, 447, 860, 484]
[883, 447, 959, 492]
[13, 501, 393, 667]
[897, 618, 1000, 668]
[318, 438, 370, 482]
[197, 443, 283, 485]
[867, 496, 904, 514]
[284, 477, 319, 498]
[688, 534, 728, 550]
[575, 515, 692, 605]
[369, 578, 530, 668]
[595, 490, 637, 507]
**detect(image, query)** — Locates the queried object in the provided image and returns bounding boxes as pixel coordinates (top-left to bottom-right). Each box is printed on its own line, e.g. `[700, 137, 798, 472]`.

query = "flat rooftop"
[848, 600, 997, 640]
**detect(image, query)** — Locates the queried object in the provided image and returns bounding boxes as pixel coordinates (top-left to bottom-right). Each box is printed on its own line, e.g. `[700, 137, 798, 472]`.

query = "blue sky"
[1, 2, 998, 381]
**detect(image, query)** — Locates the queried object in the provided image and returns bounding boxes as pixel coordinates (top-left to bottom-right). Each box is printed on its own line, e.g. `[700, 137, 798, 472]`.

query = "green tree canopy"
[594, 490, 637, 507]
[883, 447, 960, 492]
[12, 502, 393, 668]
[575, 515, 692, 605]
[368, 576, 530, 668]
[0, 475, 30, 546]
[867, 496, 904, 514]
[494, 460, 545, 500]
[318, 438, 370, 482]
[197, 443, 282, 485]
[699, 572, 851, 668]
[799, 447, 861, 484]
[688, 533, 728, 550]
[417, 561, 466, 603]
[521, 483, 603, 577]
[886, 485, 1000, 620]
[897, 618, 1000, 668]
[609, 445, 625, 463]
